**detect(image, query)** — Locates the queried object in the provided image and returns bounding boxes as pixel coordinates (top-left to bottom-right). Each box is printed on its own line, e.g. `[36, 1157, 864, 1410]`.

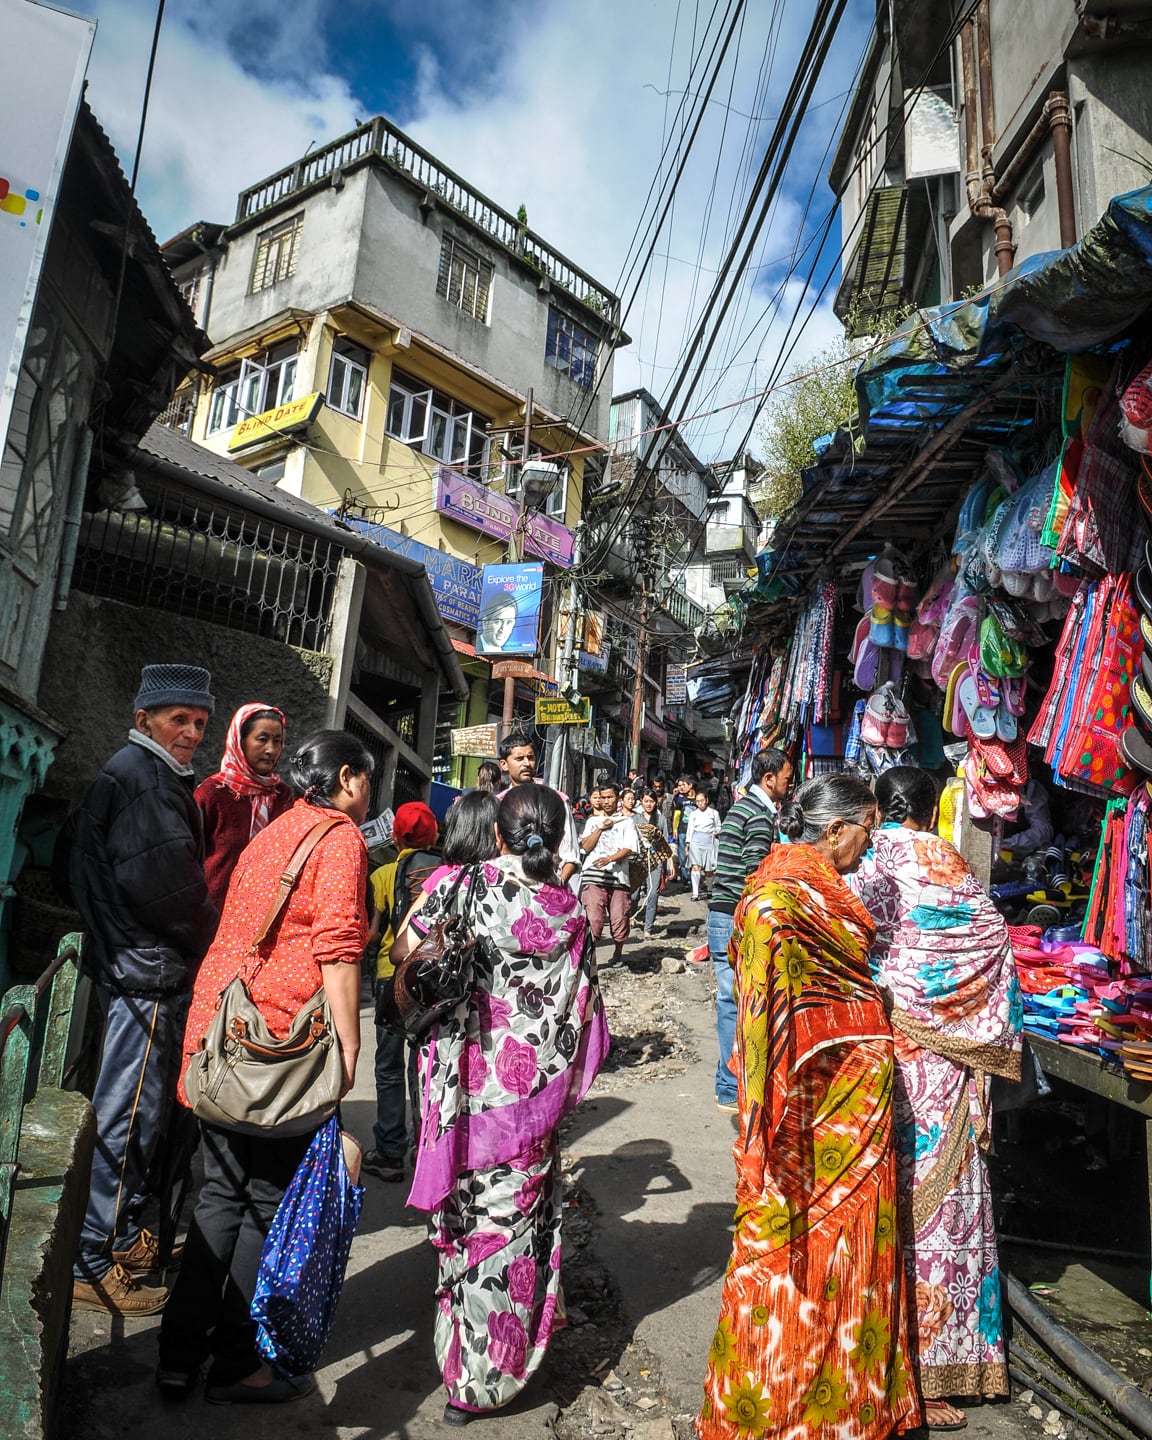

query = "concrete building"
[160, 117, 627, 780]
[682, 453, 763, 622]
[830, 0, 1152, 331]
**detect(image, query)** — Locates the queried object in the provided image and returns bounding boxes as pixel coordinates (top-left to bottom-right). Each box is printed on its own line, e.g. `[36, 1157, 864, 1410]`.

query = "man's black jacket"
[70, 741, 218, 996]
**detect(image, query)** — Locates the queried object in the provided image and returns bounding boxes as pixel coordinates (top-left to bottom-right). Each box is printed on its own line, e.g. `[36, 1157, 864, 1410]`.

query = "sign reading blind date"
[477, 563, 544, 656]
[536, 695, 592, 726]
[451, 724, 500, 758]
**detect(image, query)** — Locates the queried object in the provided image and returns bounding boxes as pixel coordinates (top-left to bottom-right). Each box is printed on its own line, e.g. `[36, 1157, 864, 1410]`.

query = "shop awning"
[754, 182, 1152, 602]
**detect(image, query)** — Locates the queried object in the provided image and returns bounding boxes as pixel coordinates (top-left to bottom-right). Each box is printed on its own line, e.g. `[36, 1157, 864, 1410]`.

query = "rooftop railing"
[236, 117, 620, 323]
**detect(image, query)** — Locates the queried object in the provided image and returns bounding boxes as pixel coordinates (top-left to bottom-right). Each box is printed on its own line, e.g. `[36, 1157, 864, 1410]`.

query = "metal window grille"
[251, 214, 303, 293]
[156, 389, 196, 435]
[72, 480, 340, 651]
[710, 557, 743, 585]
[437, 235, 492, 321]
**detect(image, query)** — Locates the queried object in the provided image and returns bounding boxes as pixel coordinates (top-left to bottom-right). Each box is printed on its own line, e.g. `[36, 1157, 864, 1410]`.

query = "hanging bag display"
[184, 817, 346, 1137]
[375, 863, 481, 1039]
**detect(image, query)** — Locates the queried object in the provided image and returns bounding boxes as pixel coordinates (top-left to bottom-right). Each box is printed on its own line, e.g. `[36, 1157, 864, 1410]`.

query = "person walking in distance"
[685, 790, 722, 900]
[706, 748, 793, 1114]
[69, 664, 219, 1314]
[497, 732, 580, 884]
[578, 781, 640, 965]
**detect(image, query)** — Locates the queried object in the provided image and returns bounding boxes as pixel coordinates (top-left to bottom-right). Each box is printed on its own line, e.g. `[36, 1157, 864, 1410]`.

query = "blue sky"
[71, 0, 874, 459]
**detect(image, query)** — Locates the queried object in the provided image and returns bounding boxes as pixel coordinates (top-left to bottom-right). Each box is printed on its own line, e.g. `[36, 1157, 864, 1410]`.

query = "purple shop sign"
[435, 468, 575, 568]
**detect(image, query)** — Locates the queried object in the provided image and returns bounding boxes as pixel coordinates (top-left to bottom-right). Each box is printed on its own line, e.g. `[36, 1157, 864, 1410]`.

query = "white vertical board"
[0, 0, 96, 456]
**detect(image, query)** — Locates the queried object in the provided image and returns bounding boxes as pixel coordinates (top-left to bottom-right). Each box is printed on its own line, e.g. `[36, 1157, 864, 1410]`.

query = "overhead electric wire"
[577, 0, 850, 580]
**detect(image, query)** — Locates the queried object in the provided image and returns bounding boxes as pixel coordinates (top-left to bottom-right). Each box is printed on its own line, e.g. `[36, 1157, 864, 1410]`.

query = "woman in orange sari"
[698, 774, 924, 1440]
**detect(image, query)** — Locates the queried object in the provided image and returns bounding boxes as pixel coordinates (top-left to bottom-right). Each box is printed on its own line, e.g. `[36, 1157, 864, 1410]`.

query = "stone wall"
[37, 593, 334, 802]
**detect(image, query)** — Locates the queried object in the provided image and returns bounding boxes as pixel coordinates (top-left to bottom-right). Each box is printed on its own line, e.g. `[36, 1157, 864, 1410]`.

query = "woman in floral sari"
[394, 784, 609, 1425]
[850, 767, 1022, 1431]
[699, 774, 923, 1440]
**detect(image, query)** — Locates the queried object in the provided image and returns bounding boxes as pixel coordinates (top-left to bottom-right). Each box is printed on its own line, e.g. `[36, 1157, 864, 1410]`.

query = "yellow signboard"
[228, 391, 323, 452]
[535, 695, 591, 726]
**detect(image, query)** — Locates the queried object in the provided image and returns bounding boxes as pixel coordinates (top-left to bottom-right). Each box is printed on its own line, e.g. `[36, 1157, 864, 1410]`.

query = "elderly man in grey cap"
[70, 663, 219, 1315]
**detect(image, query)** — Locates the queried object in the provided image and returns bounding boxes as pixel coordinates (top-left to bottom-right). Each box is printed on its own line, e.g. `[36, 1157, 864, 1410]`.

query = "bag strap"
[252, 815, 344, 950]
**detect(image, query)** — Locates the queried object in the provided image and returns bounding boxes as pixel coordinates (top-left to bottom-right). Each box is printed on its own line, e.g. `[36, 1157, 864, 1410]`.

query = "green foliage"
[753, 334, 860, 520]
[516, 203, 529, 226]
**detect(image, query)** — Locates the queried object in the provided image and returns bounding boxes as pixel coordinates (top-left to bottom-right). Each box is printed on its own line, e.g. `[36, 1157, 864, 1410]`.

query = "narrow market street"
[62, 887, 1119, 1440]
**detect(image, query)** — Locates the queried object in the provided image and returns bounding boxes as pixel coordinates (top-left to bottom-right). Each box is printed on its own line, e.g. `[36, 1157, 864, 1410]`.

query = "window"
[327, 339, 369, 419]
[250, 213, 302, 293]
[503, 441, 567, 519]
[437, 235, 492, 321]
[546, 309, 596, 388]
[157, 389, 195, 435]
[385, 368, 490, 476]
[207, 340, 298, 433]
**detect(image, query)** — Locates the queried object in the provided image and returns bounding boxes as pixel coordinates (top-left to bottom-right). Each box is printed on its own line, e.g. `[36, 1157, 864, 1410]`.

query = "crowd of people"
[64, 662, 1023, 1435]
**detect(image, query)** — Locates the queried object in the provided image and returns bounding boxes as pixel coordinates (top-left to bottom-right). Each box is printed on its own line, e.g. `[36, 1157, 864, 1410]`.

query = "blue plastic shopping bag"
[251, 1116, 364, 1374]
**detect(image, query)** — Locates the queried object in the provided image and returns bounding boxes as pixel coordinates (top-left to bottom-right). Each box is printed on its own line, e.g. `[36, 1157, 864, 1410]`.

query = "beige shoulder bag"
[184, 816, 346, 1136]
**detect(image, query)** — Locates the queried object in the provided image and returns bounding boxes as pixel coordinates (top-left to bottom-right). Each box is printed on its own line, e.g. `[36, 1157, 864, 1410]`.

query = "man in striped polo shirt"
[706, 748, 794, 1112]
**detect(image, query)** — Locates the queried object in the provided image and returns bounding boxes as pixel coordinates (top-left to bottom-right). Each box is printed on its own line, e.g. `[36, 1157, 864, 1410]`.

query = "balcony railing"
[236, 117, 620, 323]
[658, 585, 706, 631]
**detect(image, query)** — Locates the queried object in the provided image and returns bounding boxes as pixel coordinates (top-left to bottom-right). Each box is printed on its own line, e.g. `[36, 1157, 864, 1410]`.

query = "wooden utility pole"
[629, 571, 649, 771]
[501, 387, 532, 737]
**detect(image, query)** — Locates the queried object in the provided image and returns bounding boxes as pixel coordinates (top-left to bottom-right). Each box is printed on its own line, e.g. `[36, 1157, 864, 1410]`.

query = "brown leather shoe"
[73, 1263, 168, 1315]
[112, 1228, 183, 1272]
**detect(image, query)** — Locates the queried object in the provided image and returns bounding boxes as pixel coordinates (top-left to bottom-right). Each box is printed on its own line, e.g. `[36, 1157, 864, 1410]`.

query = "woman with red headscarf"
[195, 703, 294, 912]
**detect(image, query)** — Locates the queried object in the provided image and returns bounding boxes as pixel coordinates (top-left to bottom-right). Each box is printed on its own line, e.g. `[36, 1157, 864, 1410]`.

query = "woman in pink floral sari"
[394, 784, 609, 1425]
[849, 768, 1022, 1432]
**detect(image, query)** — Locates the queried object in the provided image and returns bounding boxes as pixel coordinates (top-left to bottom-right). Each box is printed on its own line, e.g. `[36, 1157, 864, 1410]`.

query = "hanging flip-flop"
[959, 665, 997, 739]
[996, 693, 1018, 741]
[1121, 723, 1152, 775]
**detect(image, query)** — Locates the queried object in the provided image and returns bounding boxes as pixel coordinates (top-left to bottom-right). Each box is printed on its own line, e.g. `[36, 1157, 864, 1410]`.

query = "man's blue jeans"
[706, 910, 738, 1105]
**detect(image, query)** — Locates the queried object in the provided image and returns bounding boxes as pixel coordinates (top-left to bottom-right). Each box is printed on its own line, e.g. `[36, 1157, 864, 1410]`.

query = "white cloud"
[78, 0, 869, 458]
[79, 0, 366, 241]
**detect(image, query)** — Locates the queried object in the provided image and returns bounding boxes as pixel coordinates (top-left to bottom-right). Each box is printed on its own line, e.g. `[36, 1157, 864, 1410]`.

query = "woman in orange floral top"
[159, 730, 372, 1406]
[698, 774, 923, 1440]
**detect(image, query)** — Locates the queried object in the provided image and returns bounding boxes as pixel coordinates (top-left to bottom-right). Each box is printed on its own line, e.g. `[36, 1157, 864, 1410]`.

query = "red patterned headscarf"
[218, 702, 287, 838]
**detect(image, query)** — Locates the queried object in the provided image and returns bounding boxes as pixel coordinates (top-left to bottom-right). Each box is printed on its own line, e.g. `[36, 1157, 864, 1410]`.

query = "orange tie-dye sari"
[697, 844, 924, 1440]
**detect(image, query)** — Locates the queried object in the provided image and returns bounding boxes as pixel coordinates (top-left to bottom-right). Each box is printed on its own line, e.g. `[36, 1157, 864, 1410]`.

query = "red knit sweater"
[195, 775, 295, 913]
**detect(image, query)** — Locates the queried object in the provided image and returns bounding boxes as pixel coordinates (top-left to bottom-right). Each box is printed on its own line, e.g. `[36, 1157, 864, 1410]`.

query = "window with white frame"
[207, 340, 298, 433]
[250, 213, 303, 294]
[502, 440, 567, 519]
[385, 368, 490, 476]
[545, 308, 596, 388]
[437, 235, 492, 322]
[327, 338, 369, 419]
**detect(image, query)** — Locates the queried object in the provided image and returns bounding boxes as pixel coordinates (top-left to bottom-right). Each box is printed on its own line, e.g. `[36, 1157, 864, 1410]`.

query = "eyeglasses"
[844, 818, 879, 840]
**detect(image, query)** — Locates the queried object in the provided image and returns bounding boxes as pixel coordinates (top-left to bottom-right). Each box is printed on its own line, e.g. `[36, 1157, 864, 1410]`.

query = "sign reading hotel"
[435, 468, 575, 568]
[1, 0, 96, 458]
[536, 695, 591, 726]
[228, 391, 323, 452]
[451, 724, 499, 758]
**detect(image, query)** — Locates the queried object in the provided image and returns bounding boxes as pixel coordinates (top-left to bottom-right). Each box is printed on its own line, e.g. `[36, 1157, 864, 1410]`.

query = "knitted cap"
[392, 800, 438, 850]
[134, 663, 215, 715]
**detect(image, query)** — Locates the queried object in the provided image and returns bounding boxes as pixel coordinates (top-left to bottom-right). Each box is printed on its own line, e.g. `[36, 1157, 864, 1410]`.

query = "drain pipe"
[1005, 1274, 1152, 1437]
[961, 8, 1016, 276]
[1047, 91, 1078, 248]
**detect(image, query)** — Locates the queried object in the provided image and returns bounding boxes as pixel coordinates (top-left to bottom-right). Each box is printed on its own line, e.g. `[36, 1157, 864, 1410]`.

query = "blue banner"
[338, 516, 482, 629]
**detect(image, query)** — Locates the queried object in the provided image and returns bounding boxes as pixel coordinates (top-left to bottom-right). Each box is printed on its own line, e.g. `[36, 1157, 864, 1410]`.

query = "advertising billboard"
[477, 562, 544, 657]
[1, 0, 95, 456]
